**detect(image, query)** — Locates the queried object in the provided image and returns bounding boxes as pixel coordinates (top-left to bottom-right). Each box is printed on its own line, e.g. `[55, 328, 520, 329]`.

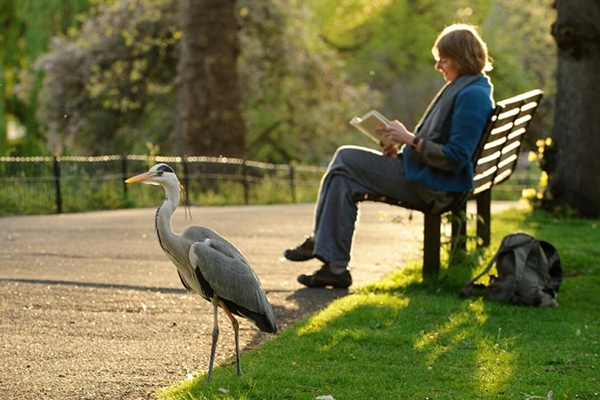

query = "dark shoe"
[297, 264, 352, 288]
[284, 236, 315, 262]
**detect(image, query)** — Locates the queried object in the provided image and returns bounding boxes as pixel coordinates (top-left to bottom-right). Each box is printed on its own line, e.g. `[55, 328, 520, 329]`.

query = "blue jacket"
[403, 75, 494, 193]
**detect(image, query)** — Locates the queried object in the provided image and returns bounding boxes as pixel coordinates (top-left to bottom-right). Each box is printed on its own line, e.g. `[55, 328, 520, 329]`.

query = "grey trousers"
[312, 145, 429, 267]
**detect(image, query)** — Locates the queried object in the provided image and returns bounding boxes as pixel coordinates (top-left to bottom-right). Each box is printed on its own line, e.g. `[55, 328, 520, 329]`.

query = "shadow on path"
[1, 278, 294, 296]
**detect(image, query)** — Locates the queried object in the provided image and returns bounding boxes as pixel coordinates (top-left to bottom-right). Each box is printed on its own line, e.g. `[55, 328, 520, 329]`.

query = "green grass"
[159, 208, 600, 400]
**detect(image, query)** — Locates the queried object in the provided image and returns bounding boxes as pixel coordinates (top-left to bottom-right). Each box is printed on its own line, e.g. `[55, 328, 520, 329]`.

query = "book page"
[349, 110, 395, 146]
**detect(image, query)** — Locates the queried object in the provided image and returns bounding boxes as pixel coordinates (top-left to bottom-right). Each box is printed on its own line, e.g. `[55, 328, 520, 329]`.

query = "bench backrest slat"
[471, 89, 543, 195]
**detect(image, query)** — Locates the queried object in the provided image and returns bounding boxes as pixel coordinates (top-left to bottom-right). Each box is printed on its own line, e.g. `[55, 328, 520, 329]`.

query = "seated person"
[284, 24, 495, 288]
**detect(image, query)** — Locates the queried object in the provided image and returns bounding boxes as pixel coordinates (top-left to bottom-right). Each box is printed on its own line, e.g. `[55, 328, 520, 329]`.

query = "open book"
[349, 110, 395, 146]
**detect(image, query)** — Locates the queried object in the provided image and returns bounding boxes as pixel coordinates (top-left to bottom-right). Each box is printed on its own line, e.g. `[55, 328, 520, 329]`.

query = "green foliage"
[0, 182, 58, 215]
[309, 0, 556, 145]
[239, 0, 382, 164]
[159, 209, 600, 399]
[33, 0, 381, 163]
[0, 0, 90, 155]
[13, 0, 558, 165]
[485, 0, 556, 98]
[310, 0, 493, 128]
[35, 0, 179, 155]
[484, 0, 557, 149]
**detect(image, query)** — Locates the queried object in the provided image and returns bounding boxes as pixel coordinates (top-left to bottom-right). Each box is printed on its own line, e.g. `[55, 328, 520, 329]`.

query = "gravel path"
[0, 201, 519, 399]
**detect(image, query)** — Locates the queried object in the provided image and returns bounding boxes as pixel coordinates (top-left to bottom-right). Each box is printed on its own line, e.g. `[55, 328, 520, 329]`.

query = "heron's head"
[125, 163, 179, 187]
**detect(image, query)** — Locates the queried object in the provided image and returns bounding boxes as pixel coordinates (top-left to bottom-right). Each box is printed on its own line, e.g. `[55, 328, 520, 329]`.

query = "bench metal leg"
[477, 190, 492, 247]
[423, 213, 441, 279]
[451, 202, 467, 252]
[448, 202, 468, 265]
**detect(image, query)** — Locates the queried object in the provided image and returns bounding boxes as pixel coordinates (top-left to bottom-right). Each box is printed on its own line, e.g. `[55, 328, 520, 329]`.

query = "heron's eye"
[157, 171, 164, 176]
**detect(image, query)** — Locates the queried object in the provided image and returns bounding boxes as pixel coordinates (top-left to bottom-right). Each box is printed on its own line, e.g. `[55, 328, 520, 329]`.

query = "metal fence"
[0, 155, 326, 216]
[0, 153, 542, 217]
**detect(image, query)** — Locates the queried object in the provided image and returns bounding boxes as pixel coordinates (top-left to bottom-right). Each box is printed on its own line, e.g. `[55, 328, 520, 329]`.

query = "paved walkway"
[0, 201, 520, 399]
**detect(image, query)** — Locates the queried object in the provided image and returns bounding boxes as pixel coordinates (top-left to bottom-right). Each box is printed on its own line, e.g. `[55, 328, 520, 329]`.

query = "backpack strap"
[540, 240, 563, 293]
[459, 247, 501, 298]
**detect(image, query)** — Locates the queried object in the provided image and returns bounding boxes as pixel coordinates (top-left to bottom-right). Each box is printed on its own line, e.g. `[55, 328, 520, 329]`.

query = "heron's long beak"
[125, 172, 154, 184]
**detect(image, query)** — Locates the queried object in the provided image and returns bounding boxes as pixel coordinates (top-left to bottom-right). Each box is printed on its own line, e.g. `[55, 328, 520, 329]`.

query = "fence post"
[289, 164, 296, 203]
[122, 154, 128, 197]
[242, 159, 249, 205]
[53, 156, 62, 214]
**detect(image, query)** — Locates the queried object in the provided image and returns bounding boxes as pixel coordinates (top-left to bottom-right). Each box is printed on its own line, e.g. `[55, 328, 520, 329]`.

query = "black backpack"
[460, 233, 563, 307]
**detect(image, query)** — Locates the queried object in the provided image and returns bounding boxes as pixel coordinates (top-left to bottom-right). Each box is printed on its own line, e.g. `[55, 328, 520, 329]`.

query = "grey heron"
[125, 163, 277, 383]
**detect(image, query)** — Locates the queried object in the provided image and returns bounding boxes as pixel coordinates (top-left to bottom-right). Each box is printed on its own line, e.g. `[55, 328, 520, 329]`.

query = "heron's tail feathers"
[221, 298, 277, 334]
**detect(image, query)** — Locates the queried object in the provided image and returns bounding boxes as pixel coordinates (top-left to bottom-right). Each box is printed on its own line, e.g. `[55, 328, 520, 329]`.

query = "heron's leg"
[206, 297, 220, 384]
[219, 301, 242, 377]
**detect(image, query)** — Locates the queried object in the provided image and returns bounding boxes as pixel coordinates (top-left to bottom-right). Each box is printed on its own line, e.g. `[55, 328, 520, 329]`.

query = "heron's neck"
[155, 183, 180, 244]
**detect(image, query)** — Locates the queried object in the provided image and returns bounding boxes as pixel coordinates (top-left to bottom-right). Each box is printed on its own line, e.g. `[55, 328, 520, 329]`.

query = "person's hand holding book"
[379, 142, 399, 158]
[377, 120, 414, 145]
[376, 120, 419, 157]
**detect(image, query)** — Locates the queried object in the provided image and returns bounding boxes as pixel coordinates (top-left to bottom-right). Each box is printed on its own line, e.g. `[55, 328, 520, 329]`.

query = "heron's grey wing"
[189, 239, 274, 320]
[181, 226, 250, 264]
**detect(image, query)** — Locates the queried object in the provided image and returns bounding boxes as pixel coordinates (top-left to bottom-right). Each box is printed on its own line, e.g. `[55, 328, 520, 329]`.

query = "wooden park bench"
[356, 89, 544, 279]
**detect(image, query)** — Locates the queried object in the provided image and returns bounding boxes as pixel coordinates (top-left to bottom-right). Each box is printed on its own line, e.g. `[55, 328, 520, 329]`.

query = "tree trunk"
[176, 0, 246, 157]
[0, 80, 6, 154]
[548, 0, 600, 217]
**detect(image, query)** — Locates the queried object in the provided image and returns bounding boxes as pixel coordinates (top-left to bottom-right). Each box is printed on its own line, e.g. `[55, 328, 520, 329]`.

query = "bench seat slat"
[474, 165, 512, 190]
[475, 154, 521, 190]
[489, 121, 514, 136]
[473, 181, 493, 195]
[494, 167, 514, 184]
[476, 151, 501, 168]
[496, 100, 523, 112]
[498, 153, 518, 170]
[474, 169, 496, 187]
[497, 90, 543, 106]
[483, 136, 508, 151]
[507, 127, 526, 141]
[479, 140, 508, 159]
[479, 128, 524, 158]
[501, 139, 521, 155]
[474, 141, 521, 175]
[497, 107, 521, 120]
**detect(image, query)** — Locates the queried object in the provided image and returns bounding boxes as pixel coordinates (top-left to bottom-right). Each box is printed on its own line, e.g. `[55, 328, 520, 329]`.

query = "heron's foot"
[284, 236, 315, 262]
[297, 264, 352, 288]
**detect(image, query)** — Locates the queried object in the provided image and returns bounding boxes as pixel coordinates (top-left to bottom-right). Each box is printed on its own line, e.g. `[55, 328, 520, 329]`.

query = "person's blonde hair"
[432, 24, 493, 76]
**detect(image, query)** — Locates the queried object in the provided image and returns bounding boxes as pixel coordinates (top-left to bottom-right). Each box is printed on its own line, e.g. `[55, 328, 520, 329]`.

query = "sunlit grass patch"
[473, 334, 516, 394]
[298, 292, 410, 336]
[415, 299, 490, 374]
